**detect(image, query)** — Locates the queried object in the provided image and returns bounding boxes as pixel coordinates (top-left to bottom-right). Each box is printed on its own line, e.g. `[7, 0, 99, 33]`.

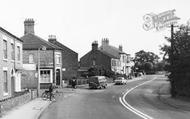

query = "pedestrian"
[71, 77, 77, 90]
[48, 83, 53, 101]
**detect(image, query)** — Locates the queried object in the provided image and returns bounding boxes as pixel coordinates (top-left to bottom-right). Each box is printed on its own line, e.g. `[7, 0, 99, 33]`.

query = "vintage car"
[114, 77, 127, 85]
[88, 76, 107, 89]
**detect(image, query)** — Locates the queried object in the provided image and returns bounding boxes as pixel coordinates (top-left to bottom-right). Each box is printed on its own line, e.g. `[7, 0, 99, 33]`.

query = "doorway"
[56, 69, 61, 85]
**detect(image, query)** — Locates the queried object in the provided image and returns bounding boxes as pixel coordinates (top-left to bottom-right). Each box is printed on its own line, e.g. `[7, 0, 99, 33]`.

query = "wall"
[23, 50, 54, 68]
[80, 50, 111, 71]
[21, 70, 37, 89]
[0, 90, 37, 114]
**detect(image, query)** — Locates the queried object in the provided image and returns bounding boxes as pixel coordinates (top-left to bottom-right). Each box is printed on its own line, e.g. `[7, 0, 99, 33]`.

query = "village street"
[39, 75, 190, 119]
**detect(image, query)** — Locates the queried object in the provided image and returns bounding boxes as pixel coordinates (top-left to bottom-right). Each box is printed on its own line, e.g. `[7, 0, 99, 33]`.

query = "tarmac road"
[39, 75, 190, 119]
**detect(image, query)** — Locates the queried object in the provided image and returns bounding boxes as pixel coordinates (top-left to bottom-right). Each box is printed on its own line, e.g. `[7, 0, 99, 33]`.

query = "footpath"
[0, 87, 74, 119]
[158, 78, 190, 111]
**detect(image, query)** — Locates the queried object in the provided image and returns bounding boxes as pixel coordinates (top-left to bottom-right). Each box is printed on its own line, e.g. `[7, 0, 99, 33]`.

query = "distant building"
[0, 27, 23, 100]
[80, 41, 119, 74]
[21, 19, 62, 88]
[80, 39, 133, 76]
[99, 38, 132, 75]
[48, 35, 78, 80]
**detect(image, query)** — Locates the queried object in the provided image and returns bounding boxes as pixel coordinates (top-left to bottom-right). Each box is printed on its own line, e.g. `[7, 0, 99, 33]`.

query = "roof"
[99, 45, 128, 58]
[49, 40, 78, 54]
[0, 27, 23, 42]
[99, 50, 119, 59]
[80, 49, 119, 62]
[21, 34, 62, 50]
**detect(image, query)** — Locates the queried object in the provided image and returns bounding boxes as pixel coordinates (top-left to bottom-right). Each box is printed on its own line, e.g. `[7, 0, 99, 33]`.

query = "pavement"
[0, 98, 51, 119]
[158, 80, 190, 111]
[0, 87, 74, 119]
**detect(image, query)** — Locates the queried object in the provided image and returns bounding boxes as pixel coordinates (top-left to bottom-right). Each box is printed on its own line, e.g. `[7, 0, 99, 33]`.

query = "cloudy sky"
[0, 0, 189, 59]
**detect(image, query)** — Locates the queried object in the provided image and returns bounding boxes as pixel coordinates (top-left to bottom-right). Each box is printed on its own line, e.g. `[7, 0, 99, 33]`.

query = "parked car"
[114, 77, 127, 85]
[88, 76, 107, 89]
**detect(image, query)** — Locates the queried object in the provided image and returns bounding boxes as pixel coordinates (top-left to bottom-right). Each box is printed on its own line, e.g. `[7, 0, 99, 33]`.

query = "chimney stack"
[119, 45, 123, 51]
[24, 18, 35, 35]
[102, 38, 109, 46]
[48, 35, 57, 43]
[92, 41, 98, 51]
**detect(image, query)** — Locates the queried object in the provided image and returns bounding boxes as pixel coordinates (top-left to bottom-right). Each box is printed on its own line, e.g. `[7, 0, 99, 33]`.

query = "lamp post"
[37, 46, 46, 97]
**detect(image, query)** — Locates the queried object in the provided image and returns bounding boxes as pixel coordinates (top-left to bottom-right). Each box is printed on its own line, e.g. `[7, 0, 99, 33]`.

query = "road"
[39, 75, 190, 119]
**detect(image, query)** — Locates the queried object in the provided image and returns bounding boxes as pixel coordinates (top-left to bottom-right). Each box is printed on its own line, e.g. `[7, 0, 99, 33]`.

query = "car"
[88, 76, 107, 89]
[114, 77, 127, 85]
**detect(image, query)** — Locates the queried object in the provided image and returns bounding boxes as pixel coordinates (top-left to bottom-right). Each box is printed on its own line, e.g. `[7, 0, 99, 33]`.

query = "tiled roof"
[49, 40, 78, 54]
[0, 27, 23, 42]
[99, 50, 119, 59]
[21, 34, 62, 50]
[99, 45, 128, 58]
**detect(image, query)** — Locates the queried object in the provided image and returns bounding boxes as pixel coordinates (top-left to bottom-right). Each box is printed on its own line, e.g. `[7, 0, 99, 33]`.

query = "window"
[29, 54, 34, 63]
[11, 43, 15, 60]
[92, 60, 96, 65]
[3, 70, 8, 93]
[40, 70, 51, 83]
[17, 46, 21, 61]
[3, 40, 7, 59]
[111, 60, 116, 66]
[56, 54, 61, 64]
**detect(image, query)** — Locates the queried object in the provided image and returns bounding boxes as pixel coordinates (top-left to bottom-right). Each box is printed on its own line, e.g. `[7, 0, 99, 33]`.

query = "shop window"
[40, 70, 51, 83]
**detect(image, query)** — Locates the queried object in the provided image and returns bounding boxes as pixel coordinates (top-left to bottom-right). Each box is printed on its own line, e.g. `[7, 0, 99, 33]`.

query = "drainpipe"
[53, 49, 55, 85]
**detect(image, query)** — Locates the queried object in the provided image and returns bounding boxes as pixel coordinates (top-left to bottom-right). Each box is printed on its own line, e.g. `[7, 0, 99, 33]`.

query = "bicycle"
[41, 90, 56, 101]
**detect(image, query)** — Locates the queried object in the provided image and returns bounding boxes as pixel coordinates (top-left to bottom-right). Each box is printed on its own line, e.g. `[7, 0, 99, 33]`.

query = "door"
[56, 69, 61, 85]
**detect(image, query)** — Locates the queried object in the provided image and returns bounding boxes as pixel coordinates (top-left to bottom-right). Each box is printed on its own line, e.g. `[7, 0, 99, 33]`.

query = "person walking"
[48, 83, 53, 101]
[71, 77, 77, 90]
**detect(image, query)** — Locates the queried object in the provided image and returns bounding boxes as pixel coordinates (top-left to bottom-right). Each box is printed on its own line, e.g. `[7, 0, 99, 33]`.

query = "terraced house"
[0, 27, 23, 100]
[21, 19, 62, 88]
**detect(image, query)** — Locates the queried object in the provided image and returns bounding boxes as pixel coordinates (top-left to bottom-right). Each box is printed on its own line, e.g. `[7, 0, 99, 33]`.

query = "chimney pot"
[119, 45, 123, 51]
[24, 18, 35, 35]
[48, 35, 57, 43]
[92, 41, 98, 51]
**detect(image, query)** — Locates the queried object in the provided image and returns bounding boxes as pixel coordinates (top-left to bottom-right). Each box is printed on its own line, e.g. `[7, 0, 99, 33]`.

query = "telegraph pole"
[171, 24, 174, 66]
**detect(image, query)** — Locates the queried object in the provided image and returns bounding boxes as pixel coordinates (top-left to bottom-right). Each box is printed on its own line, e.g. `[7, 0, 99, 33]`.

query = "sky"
[0, 0, 190, 59]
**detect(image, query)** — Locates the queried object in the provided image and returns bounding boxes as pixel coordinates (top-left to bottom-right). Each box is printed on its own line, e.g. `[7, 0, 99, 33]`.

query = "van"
[88, 76, 107, 89]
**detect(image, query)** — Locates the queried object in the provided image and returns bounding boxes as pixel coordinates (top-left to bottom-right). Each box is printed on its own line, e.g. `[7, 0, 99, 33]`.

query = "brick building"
[48, 35, 78, 80]
[0, 27, 23, 100]
[80, 41, 119, 73]
[99, 38, 132, 75]
[80, 39, 133, 76]
[21, 19, 62, 88]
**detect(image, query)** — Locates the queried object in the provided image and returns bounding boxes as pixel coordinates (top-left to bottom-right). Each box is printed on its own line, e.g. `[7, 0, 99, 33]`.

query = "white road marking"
[119, 77, 157, 119]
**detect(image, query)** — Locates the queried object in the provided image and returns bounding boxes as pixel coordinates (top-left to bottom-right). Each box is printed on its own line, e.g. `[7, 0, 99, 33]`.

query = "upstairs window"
[3, 40, 7, 59]
[111, 59, 116, 66]
[17, 46, 21, 61]
[29, 54, 34, 63]
[92, 60, 96, 66]
[11, 43, 15, 60]
[56, 54, 61, 64]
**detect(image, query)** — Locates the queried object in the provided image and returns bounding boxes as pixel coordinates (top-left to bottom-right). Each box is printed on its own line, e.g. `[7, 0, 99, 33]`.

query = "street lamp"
[37, 46, 46, 97]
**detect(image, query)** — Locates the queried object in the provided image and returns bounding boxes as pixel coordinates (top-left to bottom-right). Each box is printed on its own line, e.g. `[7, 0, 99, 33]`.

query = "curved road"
[39, 75, 190, 119]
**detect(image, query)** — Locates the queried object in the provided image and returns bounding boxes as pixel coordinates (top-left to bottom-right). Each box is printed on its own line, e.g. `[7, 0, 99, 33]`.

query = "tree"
[160, 24, 190, 97]
[134, 50, 159, 73]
